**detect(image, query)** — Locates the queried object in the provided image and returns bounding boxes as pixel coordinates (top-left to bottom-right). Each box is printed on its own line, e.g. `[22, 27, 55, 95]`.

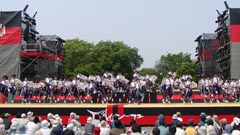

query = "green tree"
[63, 39, 143, 79]
[139, 68, 157, 76]
[176, 62, 198, 81]
[63, 39, 94, 77]
[154, 52, 194, 80]
[92, 41, 143, 79]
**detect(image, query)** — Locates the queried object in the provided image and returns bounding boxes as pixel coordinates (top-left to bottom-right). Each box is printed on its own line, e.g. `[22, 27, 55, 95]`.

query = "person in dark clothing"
[2, 113, 11, 130]
[110, 120, 124, 135]
[131, 124, 142, 134]
[62, 129, 75, 135]
[110, 115, 125, 131]
[168, 126, 176, 135]
[84, 117, 95, 135]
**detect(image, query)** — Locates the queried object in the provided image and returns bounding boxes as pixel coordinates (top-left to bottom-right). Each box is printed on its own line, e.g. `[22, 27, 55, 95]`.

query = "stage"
[0, 103, 240, 126]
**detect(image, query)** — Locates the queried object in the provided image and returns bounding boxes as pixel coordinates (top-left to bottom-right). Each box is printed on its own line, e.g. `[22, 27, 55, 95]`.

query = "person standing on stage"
[164, 73, 174, 103]
[1, 76, 10, 103]
[52, 77, 59, 103]
[9, 74, 22, 103]
[184, 77, 194, 104]
[222, 79, 230, 102]
[45, 75, 53, 103]
[213, 74, 222, 103]
[232, 79, 240, 102]
[21, 78, 30, 104]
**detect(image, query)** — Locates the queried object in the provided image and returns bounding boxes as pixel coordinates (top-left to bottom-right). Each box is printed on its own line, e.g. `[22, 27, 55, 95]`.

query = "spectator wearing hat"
[47, 113, 54, 121]
[206, 119, 217, 135]
[155, 114, 166, 128]
[100, 120, 110, 135]
[67, 123, 77, 132]
[197, 113, 206, 128]
[51, 120, 63, 135]
[47, 113, 55, 129]
[231, 116, 240, 131]
[0, 118, 5, 135]
[34, 117, 42, 130]
[222, 124, 233, 135]
[151, 127, 160, 135]
[99, 116, 110, 128]
[71, 119, 82, 135]
[75, 115, 81, 124]
[158, 118, 169, 135]
[84, 117, 95, 135]
[26, 116, 39, 135]
[176, 112, 181, 117]
[212, 115, 222, 135]
[94, 127, 101, 135]
[27, 111, 34, 121]
[170, 114, 178, 128]
[2, 113, 11, 130]
[92, 114, 100, 127]
[8, 119, 19, 135]
[68, 112, 76, 125]
[220, 118, 227, 129]
[40, 120, 52, 135]
[175, 121, 185, 135]
[18, 113, 28, 126]
[185, 119, 197, 135]
[110, 120, 124, 135]
[15, 124, 28, 135]
[197, 125, 207, 135]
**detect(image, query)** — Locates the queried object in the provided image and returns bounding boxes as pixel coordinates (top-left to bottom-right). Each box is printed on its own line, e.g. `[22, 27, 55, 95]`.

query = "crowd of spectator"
[1, 110, 240, 135]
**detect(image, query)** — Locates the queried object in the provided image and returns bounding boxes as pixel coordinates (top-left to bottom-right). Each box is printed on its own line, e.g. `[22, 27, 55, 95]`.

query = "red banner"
[230, 25, 240, 42]
[0, 27, 21, 45]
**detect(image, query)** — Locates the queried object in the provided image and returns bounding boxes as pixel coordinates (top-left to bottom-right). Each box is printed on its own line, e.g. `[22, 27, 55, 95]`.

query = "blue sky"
[1, 0, 238, 68]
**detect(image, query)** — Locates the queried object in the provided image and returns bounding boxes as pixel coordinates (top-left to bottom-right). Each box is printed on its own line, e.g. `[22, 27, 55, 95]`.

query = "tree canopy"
[63, 39, 143, 79]
[154, 52, 198, 81]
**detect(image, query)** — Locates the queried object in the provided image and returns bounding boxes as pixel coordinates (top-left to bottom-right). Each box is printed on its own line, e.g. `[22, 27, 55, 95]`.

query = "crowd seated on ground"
[1, 111, 240, 135]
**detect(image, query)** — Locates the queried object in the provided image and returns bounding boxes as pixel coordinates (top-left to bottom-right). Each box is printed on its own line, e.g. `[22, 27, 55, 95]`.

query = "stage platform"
[0, 103, 240, 126]
[12, 90, 235, 104]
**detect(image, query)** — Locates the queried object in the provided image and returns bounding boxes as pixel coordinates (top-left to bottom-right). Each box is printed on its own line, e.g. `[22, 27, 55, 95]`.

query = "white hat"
[87, 117, 92, 123]
[52, 120, 59, 128]
[70, 112, 76, 118]
[231, 117, 240, 126]
[4, 113, 11, 117]
[55, 117, 62, 124]
[27, 111, 33, 117]
[41, 120, 50, 127]
[21, 113, 26, 118]
[54, 114, 60, 118]
[67, 123, 77, 131]
[172, 114, 178, 119]
[47, 113, 54, 119]
[75, 115, 80, 120]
